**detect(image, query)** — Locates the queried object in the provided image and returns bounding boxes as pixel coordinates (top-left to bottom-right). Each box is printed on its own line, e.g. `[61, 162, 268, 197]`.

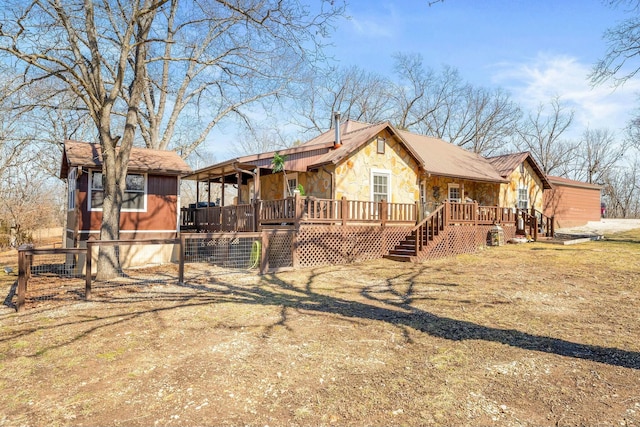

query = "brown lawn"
[1, 230, 640, 426]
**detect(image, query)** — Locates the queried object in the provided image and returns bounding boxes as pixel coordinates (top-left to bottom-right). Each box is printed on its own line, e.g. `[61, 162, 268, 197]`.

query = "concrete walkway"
[557, 219, 640, 235]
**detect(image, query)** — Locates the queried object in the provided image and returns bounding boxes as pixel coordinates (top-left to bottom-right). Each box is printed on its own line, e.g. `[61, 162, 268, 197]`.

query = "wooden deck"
[181, 195, 418, 232]
[181, 196, 552, 238]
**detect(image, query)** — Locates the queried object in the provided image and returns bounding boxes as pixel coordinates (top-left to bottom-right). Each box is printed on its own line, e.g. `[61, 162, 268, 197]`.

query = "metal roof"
[60, 140, 192, 178]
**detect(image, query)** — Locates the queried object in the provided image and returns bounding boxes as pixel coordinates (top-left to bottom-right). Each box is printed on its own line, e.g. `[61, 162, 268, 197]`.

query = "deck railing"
[182, 197, 535, 232]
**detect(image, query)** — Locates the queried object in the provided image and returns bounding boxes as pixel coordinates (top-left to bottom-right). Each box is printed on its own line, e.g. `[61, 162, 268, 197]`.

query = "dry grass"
[1, 230, 640, 426]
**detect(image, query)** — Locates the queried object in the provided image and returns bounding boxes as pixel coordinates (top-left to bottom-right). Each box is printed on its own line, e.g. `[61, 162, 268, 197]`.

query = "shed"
[60, 140, 191, 269]
[544, 176, 602, 228]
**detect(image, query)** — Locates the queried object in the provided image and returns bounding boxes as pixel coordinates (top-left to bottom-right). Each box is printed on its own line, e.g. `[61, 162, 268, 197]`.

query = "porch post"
[221, 174, 225, 206]
[380, 200, 388, 226]
[255, 168, 261, 201]
[236, 172, 241, 204]
[341, 197, 348, 226]
[444, 201, 450, 227]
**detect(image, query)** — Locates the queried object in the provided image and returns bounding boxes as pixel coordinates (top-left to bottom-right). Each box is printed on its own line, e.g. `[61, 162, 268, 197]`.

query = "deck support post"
[341, 197, 348, 226]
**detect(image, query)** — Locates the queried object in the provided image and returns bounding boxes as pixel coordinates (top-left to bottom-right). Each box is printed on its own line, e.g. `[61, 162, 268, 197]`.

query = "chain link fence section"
[14, 232, 298, 311]
[15, 246, 86, 311]
[182, 233, 263, 270]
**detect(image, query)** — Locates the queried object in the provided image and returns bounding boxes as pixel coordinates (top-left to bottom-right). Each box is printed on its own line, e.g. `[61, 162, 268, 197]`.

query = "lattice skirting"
[296, 225, 413, 268]
[416, 224, 517, 262]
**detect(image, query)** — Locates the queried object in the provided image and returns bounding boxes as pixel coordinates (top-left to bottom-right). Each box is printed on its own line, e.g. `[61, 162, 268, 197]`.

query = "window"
[67, 168, 77, 210]
[284, 172, 298, 197]
[448, 183, 461, 202]
[90, 171, 147, 211]
[518, 186, 529, 210]
[376, 137, 386, 154]
[371, 169, 391, 202]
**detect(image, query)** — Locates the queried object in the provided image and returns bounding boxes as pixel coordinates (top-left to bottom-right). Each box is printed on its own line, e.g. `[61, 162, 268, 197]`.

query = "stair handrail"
[532, 208, 554, 238]
[412, 203, 446, 254]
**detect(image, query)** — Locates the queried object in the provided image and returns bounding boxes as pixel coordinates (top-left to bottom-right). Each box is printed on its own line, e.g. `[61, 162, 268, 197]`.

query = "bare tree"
[591, 0, 640, 87]
[135, 0, 345, 155]
[292, 65, 392, 134]
[573, 128, 628, 184]
[0, 0, 344, 279]
[514, 97, 576, 175]
[392, 54, 520, 155]
[601, 155, 640, 217]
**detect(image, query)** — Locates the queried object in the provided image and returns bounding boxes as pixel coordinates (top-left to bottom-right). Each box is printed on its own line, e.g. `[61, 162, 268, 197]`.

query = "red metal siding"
[544, 184, 601, 228]
[77, 174, 179, 234]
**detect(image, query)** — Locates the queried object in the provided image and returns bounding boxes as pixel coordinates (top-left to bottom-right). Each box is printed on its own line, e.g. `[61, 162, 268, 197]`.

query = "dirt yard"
[1, 229, 640, 426]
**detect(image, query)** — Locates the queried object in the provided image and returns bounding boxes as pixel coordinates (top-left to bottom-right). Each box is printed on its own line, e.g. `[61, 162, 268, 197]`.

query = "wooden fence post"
[178, 234, 185, 285]
[16, 246, 28, 312]
[85, 242, 92, 300]
[260, 231, 269, 274]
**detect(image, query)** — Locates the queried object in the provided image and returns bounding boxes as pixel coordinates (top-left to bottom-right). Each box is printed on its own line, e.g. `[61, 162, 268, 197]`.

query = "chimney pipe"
[333, 112, 342, 149]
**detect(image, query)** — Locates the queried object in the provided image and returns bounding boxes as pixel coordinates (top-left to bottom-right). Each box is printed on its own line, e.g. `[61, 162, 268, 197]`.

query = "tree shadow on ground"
[181, 266, 640, 370]
[3, 264, 639, 370]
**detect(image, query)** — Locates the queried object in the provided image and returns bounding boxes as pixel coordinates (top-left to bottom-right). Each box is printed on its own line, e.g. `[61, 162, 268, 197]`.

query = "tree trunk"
[95, 131, 125, 281]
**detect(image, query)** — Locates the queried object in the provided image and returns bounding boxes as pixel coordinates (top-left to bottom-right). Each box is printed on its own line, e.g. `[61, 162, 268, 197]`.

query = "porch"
[180, 196, 553, 240]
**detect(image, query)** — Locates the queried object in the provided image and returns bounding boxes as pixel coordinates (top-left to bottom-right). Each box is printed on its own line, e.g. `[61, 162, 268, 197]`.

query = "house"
[182, 119, 553, 266]
[60, 140, 191, 269]
[486, 152, 552, 212]
[544, 176, 602, 228]
[185, 119, 512, 213]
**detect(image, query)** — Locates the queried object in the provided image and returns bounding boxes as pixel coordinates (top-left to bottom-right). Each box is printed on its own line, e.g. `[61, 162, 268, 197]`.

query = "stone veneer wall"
[333, 129, 420, 203]
[423, 176, 499, 206]
[500, 161, 545, 211]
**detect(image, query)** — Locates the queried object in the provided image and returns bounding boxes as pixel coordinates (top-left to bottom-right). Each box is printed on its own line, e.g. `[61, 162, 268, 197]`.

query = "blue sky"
[324, 0, 638, 136]
[207, 0, 639, 162]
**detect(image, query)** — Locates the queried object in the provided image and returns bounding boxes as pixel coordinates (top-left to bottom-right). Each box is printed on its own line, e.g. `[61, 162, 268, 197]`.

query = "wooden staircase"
[384, 204, 447, 262]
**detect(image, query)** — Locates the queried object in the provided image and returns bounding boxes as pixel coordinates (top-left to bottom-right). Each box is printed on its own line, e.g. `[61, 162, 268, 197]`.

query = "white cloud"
[345, 4, 398, 39]
[492, 53, 640, 137]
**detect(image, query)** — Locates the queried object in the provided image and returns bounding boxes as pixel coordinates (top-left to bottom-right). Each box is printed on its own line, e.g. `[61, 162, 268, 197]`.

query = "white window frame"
[518, 186, 529, 210]
[67, 167, 77, 211]
[88, 170, 148, 212]
[284, 172, 298, 197]
[370, 168, 391, 203]
[448, 183, 461, 202]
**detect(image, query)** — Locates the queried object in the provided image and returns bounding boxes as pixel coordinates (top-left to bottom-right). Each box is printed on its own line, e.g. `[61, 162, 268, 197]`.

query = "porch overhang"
[183, 160, 258, 183]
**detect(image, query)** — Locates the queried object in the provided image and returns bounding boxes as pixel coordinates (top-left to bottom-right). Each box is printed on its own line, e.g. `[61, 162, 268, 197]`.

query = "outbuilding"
[544, 176, 602, 228]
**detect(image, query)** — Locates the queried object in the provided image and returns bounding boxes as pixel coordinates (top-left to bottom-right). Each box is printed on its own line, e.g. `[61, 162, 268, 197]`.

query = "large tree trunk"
[95, 132, 125, 281]
[94, 9, 154, 281]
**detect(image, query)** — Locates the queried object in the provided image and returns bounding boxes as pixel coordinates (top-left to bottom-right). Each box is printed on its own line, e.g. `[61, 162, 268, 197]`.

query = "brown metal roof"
[397, 130, 507, 183]
[182, 120, 526, 185]
[60, 140, 191, 178]
[486, 152, 552, 189]
[308, 122, 405, 168]
[547, 175, 602, 190]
